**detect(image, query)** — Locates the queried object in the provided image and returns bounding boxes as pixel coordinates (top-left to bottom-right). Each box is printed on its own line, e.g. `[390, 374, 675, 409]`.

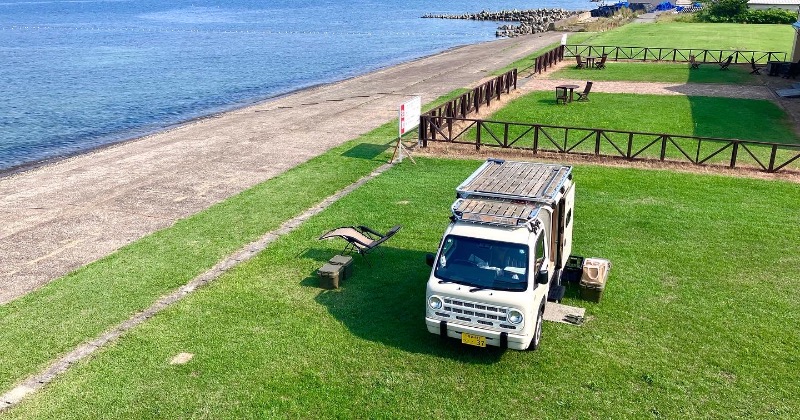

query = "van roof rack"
[455, 159, 572, 205]
[451, 197, 543, 230]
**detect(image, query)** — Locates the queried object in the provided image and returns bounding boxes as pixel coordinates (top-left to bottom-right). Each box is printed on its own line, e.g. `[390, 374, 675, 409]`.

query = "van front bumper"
[425, 317, 530, 350]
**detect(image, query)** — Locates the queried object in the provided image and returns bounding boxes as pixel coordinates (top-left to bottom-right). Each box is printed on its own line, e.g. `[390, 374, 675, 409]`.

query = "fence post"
[513, 68, 517, 90]
[421, 116, 428, 147]
[595, 130, 601, 155]
[533, 125, 539, 153]
[768, 144, 778, 172]
[504, 123, 509, 147]
[476, 121, 482, 151]
[730, 142, 739, 168]
[660, 135, 668, 161]
[626, 133, 633, 159]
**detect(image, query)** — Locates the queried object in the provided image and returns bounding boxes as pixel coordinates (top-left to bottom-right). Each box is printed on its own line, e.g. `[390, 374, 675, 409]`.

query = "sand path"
[0, 33, 566, 304]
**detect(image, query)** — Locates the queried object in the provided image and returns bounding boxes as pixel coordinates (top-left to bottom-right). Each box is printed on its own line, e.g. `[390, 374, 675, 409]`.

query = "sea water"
[0, 0, 590, 172]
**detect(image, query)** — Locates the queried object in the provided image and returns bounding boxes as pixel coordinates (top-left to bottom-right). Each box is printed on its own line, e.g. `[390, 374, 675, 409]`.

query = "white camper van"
[425, 158, 575, 350]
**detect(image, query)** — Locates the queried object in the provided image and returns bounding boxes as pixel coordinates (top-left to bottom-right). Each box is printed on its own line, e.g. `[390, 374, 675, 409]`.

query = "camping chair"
[689, 55, 700, 69]
[319, 225, 402, 262]
[749, 59, 763, 75]
[575, 55, 585, 69]
[719, 55, 733, 70]
[577, 81, 593, 101]
[593, 54, 608, 69]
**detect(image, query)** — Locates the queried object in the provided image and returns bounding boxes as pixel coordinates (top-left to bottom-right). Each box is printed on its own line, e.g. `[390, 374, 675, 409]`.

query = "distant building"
[748, 0, 800, 11]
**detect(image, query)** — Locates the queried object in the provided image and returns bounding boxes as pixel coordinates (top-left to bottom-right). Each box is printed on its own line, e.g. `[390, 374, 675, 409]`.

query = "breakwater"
[422, 9, 584, 37]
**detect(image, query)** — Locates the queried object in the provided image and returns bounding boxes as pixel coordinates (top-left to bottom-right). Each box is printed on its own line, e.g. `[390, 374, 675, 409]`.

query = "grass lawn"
[550, 61, 758, 85]
[570, 22, 793, 53]
[486, 91, 797, 143]
[0, 90, 467, 393]
[6, 158, 800, 418]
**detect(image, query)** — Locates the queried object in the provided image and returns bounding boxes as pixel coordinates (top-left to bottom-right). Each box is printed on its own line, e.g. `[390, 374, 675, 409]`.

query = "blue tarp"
[655, 2, 674, 11]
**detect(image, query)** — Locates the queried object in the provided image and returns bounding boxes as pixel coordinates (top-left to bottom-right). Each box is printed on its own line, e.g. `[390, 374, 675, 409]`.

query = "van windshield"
[434, 235, 529, 292]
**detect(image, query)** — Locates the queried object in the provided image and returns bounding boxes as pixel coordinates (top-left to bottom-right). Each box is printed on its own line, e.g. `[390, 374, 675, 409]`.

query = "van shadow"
[303, 246, 505, 364]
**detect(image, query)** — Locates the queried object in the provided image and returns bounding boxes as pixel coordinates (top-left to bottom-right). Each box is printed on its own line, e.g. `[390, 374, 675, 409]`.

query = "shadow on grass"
[306, 246, 505, 364]
[341, 139, 395, 160]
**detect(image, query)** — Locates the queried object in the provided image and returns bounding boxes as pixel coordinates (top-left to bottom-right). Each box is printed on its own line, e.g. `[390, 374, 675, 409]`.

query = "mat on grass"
[543, 302, 586, 326]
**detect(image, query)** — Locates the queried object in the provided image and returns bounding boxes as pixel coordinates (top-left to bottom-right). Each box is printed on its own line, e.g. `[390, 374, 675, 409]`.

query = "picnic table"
[555, 84, 580, 104]
[585, 56, 596, 69]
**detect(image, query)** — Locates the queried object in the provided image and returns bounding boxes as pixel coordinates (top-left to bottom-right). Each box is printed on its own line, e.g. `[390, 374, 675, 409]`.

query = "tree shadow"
[305, 245, 505, 364]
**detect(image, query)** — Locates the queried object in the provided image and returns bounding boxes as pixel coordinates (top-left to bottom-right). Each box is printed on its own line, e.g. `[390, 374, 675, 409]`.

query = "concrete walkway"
[0, 32, 566, 305]
[525, 78, 774, 99]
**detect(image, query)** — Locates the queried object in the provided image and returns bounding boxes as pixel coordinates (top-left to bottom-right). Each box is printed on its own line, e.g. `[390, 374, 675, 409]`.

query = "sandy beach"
[0, 32, 565, 304]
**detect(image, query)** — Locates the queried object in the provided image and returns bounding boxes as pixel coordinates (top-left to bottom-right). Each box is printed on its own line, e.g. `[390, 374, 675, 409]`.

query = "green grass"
[0, 90, 467, 392]
[550, 61, 758, 84]
[6, 158, 800, 418]
[487, 91, 797, 143]
[492, 42, 560, 76]
[573, 22, 793, 53]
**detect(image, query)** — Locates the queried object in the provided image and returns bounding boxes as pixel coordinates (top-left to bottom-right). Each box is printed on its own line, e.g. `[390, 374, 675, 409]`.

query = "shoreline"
[0, 31, 566, 304]
[0, 39, 494, 180]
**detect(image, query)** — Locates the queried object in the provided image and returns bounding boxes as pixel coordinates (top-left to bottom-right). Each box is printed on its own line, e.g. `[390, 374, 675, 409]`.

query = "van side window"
[566, 209, 572, 227]
[534, 233, 546, 273]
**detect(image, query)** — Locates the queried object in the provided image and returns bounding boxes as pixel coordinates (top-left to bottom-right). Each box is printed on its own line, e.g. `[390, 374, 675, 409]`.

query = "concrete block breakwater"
[422, 9, 584, 37]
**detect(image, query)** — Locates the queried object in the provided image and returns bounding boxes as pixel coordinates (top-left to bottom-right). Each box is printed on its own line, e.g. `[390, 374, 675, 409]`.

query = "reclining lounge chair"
[319, 225, 402, 261]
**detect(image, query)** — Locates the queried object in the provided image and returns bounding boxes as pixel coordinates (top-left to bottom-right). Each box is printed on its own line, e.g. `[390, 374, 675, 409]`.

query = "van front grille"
[440, 298, 518, 330]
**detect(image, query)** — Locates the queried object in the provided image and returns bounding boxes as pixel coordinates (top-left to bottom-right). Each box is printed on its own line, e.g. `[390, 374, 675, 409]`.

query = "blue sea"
[0, 0, 590, 172]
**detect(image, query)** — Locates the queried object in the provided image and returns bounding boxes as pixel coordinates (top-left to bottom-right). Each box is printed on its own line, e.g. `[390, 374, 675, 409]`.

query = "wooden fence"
[563, 45, 787, 64]
[532, 45, 566, 74]
[419, 116, 800, 173]
[423, 69, 517, 120]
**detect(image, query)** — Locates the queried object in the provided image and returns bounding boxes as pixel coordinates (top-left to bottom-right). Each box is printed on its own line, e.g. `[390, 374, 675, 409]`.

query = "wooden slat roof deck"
[458, 161, 571, 203]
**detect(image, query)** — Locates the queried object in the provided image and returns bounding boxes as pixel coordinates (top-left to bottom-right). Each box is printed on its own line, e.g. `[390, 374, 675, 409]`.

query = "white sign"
[561, 34, 568, 45]
[399, 96, 421, 137]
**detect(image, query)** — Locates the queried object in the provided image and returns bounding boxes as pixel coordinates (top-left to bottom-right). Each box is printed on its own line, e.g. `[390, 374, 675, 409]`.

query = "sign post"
[391, 96, 421, 164]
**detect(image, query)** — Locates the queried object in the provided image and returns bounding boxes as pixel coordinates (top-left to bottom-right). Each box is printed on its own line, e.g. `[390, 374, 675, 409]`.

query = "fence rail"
[563, 45, 787, 64]
[419, 116, 800, 173]
[423, 69, 517, 121]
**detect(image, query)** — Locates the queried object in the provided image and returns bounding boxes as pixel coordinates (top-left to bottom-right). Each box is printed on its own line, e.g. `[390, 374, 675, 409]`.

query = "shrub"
[696, 0, 798, 23]
[696, 0, 749, 22]
[741, 9, 797, 24]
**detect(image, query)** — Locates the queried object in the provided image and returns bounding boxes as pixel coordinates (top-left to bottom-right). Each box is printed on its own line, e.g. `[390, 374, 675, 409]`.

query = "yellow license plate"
[461, 332, 487, 347]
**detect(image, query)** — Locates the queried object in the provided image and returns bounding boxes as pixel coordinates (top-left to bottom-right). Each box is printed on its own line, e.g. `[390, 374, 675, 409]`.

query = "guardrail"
[423, 69, 517, 120]
[419, 116, 800, 173]
[563, 45, 787, 64]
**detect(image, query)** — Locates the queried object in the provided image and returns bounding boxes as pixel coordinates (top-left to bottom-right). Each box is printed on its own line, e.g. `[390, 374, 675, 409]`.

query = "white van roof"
[451, 159, 571, 231]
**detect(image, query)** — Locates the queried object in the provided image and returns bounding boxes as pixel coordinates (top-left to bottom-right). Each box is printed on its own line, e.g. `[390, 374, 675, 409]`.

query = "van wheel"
[528, 306, 544, 351]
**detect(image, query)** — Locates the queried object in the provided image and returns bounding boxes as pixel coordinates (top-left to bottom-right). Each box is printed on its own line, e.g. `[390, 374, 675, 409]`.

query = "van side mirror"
[536, 269, 549, 284]
[425, 253, 436, 267]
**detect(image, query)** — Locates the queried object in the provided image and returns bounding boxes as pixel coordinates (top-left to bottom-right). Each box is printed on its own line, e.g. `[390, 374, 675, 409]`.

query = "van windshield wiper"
[468, 287, 485, 292]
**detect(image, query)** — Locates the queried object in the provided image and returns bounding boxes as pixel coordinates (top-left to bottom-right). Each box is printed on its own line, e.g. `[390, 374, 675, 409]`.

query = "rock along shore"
[422, 9, 584, 37]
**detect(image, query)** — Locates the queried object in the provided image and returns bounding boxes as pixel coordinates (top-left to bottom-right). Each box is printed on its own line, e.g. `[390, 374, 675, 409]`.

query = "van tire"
[528, 305, 545, 351]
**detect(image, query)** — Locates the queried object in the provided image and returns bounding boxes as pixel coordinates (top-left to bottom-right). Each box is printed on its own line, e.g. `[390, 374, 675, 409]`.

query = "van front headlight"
[428, 296, 443, 310]
[508, 309, 524, 325]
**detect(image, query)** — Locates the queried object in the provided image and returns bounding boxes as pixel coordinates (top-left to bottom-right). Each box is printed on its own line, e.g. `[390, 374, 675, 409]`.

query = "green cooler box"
[328, 255, 353, 280]
[579, 257, 611, 303]
[318, 263, 343, 289]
